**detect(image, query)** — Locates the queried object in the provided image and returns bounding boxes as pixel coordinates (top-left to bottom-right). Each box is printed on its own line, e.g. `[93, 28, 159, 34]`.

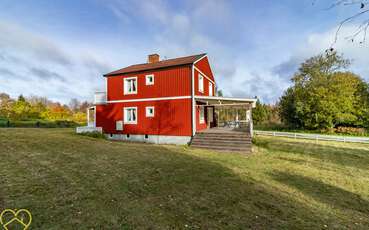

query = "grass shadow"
[270, 171, 369, 217]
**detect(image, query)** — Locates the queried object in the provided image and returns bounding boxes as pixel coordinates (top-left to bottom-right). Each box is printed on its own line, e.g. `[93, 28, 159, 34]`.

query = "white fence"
[254, 130, 369, 144]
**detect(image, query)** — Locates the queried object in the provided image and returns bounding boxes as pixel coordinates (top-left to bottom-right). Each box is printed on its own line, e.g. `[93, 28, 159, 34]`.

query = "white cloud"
[0, 21, 112, 103]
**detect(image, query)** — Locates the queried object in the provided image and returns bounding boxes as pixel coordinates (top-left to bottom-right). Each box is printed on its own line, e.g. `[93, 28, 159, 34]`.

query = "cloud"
[271, 56, 302, 80]
[0, 21, 71, 66]
[292, 25, 369, 81]
[29, 67, 66, 82]
[0, 67, 16, 77]
[0, 20, 113, 103]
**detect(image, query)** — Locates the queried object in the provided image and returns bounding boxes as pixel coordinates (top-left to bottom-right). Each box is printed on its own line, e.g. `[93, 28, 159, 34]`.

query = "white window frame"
[124, 77, 137, 95]
[145, 74, 154, 85]
[209, 82, 213, 96]
[199, 107, 205, 124]
[124, 107, 137, 124]
[146, 106, 155, 117]
[199, 74, 204, 93]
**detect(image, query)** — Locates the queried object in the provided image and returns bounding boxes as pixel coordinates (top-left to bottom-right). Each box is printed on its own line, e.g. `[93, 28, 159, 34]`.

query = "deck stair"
[190, 130, 252, 153]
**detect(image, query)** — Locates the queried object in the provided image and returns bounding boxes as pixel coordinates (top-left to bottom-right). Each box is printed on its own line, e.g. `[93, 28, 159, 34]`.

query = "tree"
[69, 98, 81, 112]
[11, 95, 32, 120]
[0, 93, 13, 119]
[79, 101, 91, 113]
[279, 51, 369, 130]
[278, 88, 302, 128]
[252, 99, 268, 125]
[41, 103, 72, 121]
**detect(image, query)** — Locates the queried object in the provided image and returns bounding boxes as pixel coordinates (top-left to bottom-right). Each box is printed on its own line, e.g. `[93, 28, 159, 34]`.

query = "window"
[116, 120, 123, 131]
[145, 74, 154, 85]
[209, 82, 213, 96]
[199, 75, 204, 92]
[199, 107, 205, 124]
[124, 77, 137, 94]
[146, 106, 154, 117]
[124, 107, 137, 124]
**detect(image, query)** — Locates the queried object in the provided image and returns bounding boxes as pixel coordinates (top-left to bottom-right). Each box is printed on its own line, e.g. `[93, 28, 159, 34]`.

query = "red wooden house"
[79, 53, 256, 145]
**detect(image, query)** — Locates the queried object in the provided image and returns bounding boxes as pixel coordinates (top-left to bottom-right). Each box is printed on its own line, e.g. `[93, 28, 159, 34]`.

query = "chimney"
[148, 54, 160, 63]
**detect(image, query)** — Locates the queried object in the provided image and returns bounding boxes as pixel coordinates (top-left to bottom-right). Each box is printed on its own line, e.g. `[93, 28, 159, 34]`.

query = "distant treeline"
[0, 93, 91, 127]
[253, 51, 369, 136]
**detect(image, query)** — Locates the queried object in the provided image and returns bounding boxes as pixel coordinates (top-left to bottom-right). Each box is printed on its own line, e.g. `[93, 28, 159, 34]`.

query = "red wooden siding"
[96, 99, 192, 136]
[194, 56, 215, 82]
[193, 56, 215, 97]
[194, 70, 215, 96]
[195, 103, 208, 131]
[107, 66, 191, 101]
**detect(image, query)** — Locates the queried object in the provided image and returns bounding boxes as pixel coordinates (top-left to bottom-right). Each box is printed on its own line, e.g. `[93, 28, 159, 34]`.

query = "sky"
[0, 0, 369, 104]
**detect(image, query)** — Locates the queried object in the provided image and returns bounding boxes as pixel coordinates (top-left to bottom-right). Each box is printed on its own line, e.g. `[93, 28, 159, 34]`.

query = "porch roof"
[195, 96, 257, 108]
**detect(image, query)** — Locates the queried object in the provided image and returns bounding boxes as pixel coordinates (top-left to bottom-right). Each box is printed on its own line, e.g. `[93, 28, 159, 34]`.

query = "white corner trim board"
[108, 95, 192, 104]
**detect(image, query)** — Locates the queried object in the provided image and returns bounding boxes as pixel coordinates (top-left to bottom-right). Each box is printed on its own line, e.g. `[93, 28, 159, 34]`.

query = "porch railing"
[218, 120, 253, 135]
[94, 92, 107, 104]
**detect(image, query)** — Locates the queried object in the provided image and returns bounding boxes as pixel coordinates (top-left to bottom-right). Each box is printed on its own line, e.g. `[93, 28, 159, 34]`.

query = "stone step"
[190, 144, 251, 152]
[191, 139, 251, 145]
[196, 132, 250, 137]
[195, 134, 251, 138]
[192, 136, 251, 142]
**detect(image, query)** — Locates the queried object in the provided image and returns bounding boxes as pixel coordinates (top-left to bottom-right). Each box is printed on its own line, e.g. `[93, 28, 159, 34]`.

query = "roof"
[195, 96, 257, 108]
[104, 53, 206, 77]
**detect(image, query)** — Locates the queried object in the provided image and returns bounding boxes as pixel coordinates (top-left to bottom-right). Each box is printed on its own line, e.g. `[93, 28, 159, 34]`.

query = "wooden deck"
[197, 127, 249, 134]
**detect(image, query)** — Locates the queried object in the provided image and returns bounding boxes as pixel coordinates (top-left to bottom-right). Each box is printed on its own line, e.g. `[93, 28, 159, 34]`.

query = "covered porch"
[191, 96, 256, 153]
[76, 106, 102, 134]
[195, 96, 256, 136]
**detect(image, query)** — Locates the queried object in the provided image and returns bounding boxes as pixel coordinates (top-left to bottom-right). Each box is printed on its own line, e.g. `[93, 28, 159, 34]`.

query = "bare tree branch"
[316, 1, 369, 46]
[332, 9, 369, 46]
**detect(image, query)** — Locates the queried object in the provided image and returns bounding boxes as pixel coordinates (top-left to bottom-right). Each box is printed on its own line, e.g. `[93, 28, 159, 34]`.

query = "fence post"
[294, 133, 297, 139]
[343, 137, 346, 143]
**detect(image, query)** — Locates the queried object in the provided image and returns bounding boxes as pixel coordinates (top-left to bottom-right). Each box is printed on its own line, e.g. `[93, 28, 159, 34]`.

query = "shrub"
[333, 126, 367, 136]
[0, 120, 81, 128]
[78, 131, 106, 139]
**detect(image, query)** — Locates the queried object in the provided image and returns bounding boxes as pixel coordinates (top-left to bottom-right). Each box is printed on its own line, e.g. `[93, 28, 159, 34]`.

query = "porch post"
[245, 104, 253, 137]
[249, 105, 253, 137]
[87, 108, 90, 127]
[93, 106, 96, 127]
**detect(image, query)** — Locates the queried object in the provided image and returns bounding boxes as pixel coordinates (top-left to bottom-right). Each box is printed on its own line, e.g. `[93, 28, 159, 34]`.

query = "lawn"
[0, 129, 368, 229]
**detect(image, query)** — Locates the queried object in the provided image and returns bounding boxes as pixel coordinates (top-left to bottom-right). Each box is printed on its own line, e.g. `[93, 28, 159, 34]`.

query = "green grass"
[254, 123, 369, 137]
[0, 129, 368, 229]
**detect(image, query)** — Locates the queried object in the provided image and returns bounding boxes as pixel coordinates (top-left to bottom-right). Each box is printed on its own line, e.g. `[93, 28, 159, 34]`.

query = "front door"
[87, 107, 95, 127]
[207, 107, 214, 128]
